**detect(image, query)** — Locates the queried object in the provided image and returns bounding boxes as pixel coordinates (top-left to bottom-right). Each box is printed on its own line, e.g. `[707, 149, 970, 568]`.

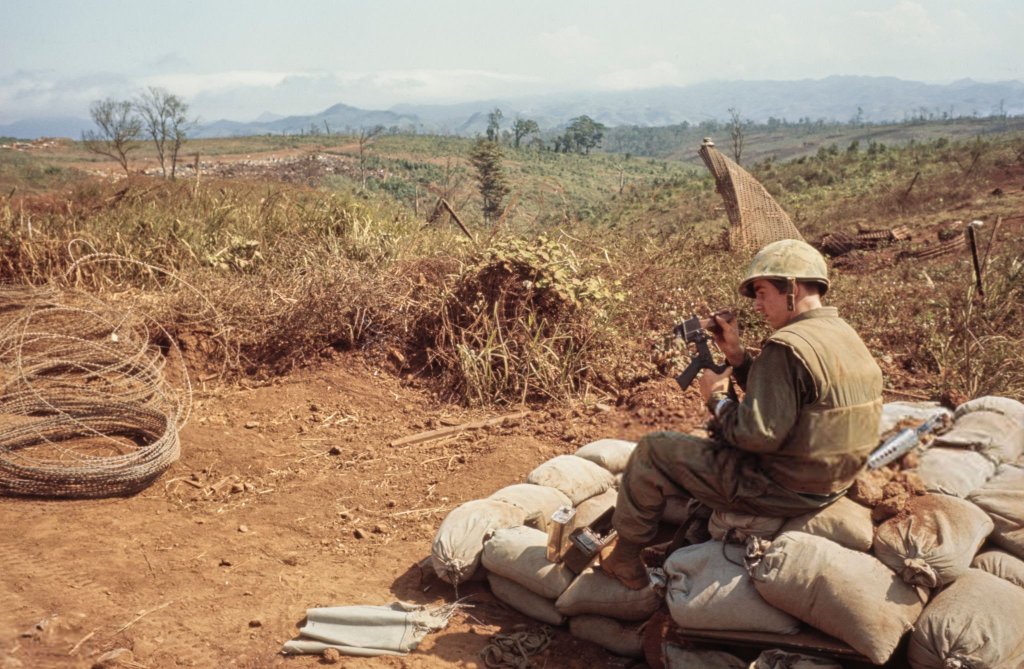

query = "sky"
[2, 0, 1022, 124]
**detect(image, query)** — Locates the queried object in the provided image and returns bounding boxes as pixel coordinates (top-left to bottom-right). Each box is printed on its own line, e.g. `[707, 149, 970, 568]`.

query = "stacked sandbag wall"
[430, 398, 1024, 666]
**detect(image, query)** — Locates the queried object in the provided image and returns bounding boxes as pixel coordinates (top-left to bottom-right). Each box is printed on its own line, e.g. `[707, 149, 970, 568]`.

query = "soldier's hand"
[711, 312, 744, 367]
[698, 366, 732, 403]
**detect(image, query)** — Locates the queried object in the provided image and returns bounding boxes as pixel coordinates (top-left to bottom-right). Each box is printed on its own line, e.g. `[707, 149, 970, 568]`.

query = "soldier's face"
[752, 279, 790, 330]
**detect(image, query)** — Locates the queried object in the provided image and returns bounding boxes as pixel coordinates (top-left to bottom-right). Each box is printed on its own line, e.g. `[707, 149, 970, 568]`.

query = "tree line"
[83, 87, 196, 178]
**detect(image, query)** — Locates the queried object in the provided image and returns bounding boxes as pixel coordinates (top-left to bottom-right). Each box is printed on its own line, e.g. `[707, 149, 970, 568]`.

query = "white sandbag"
[481, 526, 575, 599]
[954, 395, 1024, 423]
[574, 438, 637, 474]
[665, 541, 799, 634]
[527, 455, 616, 505]
[913, 447, 996, 497]
[780, 496, 874, 552]
[431, 499, 526, 585]
[488, 483, 572, 531]
[748, 531, 925, 665]
[572, 488, 617, 530]
[968, 464, 1024, 560]
[555, 567, 661, 621]
[709, 510, 784, 543]
[486, 573, 565, 625]
[879, 401, 951, 434]
[749, 649, 844, 669]
[972, 549, 1024, 589]
[665, 645, 747, 669]
[934, 409, 1024, 464]
[873, 493, 993, 588]
[568, 615, 643, 658]
[908, 569, 1024, 669]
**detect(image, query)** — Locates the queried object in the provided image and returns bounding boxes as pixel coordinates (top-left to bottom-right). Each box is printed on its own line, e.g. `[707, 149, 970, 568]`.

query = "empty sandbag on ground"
[555, 567, 662, 621]
[488, 483, 572, 531]
[749, 649, 844, 669]
[968, 464, 1024, 560]
[481, 525, 575, 599]
[431, 499, 526, 585]
[664, 541, 799, 634]
[908, 568, 1024, 669]
[487, 573, 565, 625]
[526, 455, 616, 505]
[972, 549, 1024, 589]
[747, 531, 925, 665]
[873, 493, 993, 588]
[708, 510, 784, 543]
[913, 447, 996, 497]
[780, 496, 874, 552]
[574, 438, 637, 474]
[664, 645, 747, 669]
[568, 615, 643, 658]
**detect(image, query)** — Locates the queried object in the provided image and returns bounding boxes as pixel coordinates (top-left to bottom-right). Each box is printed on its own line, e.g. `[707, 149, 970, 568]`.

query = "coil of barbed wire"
[0, 252, 203, 499]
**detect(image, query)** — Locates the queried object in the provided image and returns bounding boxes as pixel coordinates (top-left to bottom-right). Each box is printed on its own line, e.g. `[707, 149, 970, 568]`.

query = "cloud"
[855, 1, 939, 44]
[596, 61, 682, 90]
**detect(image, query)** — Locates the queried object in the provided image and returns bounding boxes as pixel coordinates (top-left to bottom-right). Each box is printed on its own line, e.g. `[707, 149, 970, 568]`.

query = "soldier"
[601, 239, 884, 589]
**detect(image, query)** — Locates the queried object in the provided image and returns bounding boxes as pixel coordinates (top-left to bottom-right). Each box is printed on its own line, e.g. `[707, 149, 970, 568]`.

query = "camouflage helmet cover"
[738, 239, 830, 298]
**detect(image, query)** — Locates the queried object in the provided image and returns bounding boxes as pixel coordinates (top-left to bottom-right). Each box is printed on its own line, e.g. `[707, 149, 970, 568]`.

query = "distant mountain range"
[3, 76, 1023, 140]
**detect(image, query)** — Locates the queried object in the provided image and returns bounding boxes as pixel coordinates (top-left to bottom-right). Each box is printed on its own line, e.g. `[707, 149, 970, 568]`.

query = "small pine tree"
[469, 139, 510, 224]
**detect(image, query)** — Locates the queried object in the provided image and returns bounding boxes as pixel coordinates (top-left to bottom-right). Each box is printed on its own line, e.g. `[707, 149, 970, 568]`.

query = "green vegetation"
[2, 118, 1022, 405]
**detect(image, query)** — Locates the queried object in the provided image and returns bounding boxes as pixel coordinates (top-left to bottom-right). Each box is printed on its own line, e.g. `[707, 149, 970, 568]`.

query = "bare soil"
[0, 352, 702, 669]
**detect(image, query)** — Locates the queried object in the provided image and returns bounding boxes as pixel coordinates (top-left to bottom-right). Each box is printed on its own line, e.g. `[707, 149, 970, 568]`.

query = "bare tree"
[728, 107, 745, 165]
[136, 87, 194, 178]
[357, 125, 384, 189]
[83, 98, 142, 176]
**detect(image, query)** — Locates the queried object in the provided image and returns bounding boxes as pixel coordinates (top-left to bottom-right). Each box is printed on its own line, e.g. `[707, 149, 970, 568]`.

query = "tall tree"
[728, 107, 745, 164]
[357, 125, 384, 189]
[562, 115, 605, 154]
[469, 139, 509, 224]
[82, 98, 142, 177]
[511, 118, 540, 148]
[136, 87, 193, 178]
[486, 108, 503, 143]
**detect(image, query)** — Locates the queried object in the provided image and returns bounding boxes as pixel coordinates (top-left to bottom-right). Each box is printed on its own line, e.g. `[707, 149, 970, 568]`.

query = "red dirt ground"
[0, 352, 704, 669]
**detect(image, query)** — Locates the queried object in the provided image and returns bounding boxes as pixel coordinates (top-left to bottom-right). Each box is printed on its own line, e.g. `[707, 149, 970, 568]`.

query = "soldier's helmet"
[738, 239, 830, 298]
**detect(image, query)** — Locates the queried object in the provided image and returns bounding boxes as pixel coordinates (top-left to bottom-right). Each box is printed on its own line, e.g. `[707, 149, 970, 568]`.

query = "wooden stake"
[389, 411, 529, 447]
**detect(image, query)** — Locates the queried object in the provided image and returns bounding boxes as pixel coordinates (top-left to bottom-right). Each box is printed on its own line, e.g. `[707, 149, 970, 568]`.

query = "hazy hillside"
[3, 76, 1022, 140]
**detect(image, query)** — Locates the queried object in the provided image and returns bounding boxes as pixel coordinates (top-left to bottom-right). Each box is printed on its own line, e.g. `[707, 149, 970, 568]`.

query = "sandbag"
[488, 483, 572, 531]
[749, 649, 844, 669]
[664, 645, 747, 669]
[954, 395, 1024, 423]
[665, 541, 799, 634]
[968, 464, 1024, 560]
[431, 499, 526, 584]
[972, 549, 1024, 589]
[873, 493, 993, 588]
[481, 526, 575, 599]
[572, 488, 617, 529]
[568, 615, 643, 658]
[748, 531, 925, 665]
[555, 567, 662, 621]
[780, 496, 874, 552]
[574, 438, 636, 474]
[526, 455, 616, 505]
[913, 447, 996, 497]
[934, 409, 1024, 464]
[708, 510, 784, 543]
[879, 401, 951, 434]
[486, 573, 565, 625]
[908, 569, 1024, 669]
